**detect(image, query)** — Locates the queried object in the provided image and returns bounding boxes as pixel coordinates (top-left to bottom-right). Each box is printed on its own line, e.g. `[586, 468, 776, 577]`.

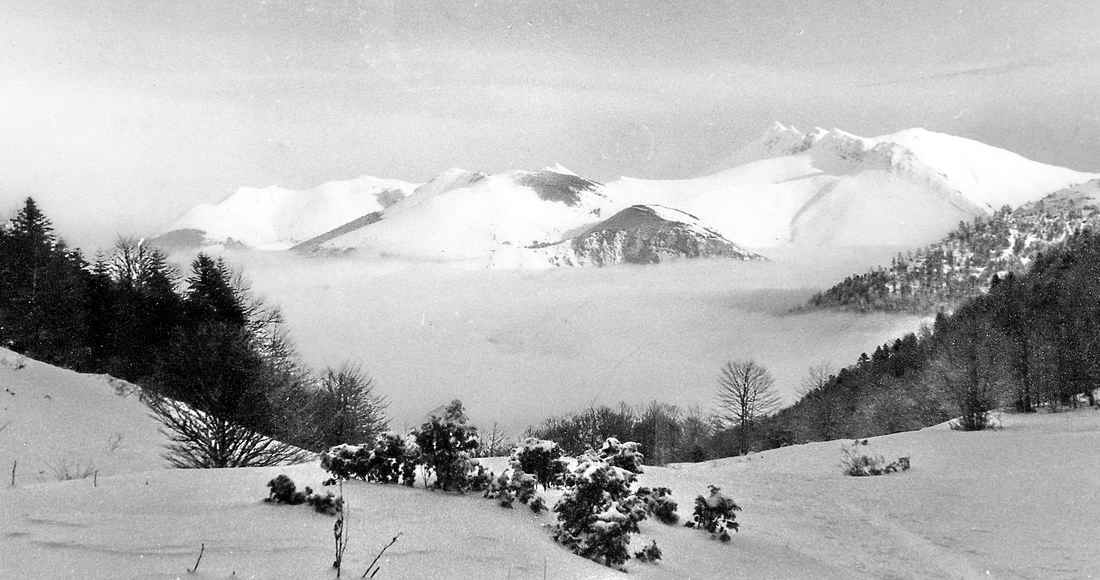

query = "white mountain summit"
[156, 124, 1096, 266]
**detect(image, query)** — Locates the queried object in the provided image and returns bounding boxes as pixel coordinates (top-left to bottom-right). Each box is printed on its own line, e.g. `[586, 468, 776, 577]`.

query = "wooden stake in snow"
[10, 459, 15, 487]
[188, 543, 205, 574]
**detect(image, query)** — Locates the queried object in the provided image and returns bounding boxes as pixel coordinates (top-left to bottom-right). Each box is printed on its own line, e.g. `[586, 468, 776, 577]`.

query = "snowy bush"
[266, 474, 306, 505]
[685, 485, 741, 542]
[485, 468, 543, 511]
[510, 437, 568, 488]
[263, 474, 342, 515]
[635, 486, 679, 524]
[320, 443, 372, 481]
[840, 440, 911, 476]
[319, 432, 421, 486]
[598, 437, 644, 474]
[552, 456, 648, 569]
[413, 400, 483, 492]
[634, 540, 662, 563]
[307, 488, 342, 516]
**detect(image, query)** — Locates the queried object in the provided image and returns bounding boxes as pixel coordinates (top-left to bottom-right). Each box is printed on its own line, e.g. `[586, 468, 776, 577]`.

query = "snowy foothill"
[2, 354, 1098, 580]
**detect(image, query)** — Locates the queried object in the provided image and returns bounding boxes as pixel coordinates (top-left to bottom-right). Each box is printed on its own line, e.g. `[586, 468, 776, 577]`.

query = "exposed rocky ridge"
[528, 204, 764, 267]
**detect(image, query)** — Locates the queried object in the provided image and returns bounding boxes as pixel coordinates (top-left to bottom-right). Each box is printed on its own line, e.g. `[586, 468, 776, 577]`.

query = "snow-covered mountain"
[309, 167, 606, 260]
[157, 124, 1095, 266]
[154, 175, 418, 250]
[495, 204, 764, 268]
[603, 123, 1095, 249]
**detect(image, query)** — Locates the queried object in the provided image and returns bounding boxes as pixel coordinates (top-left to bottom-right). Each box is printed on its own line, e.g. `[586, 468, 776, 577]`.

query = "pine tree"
[184, 253, 246, 328]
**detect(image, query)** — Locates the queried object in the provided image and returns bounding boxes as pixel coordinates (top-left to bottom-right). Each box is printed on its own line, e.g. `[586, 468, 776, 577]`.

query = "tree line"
[531, 228, 1100, 461]
[0, 198, 388, 465]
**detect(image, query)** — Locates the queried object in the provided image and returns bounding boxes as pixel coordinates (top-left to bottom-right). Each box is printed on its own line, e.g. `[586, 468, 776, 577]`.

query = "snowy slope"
[3, 406, 1097, 578]
[159, 175, 419, 250]
[314, 168, 605, 261]
[602, 124, 1095, 250]
[0, 348, 170, 486]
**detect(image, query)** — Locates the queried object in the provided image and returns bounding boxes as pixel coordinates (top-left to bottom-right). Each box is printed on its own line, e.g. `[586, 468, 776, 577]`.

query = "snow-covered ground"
[0, 349, 169, 486]
[3, 360, 1097, 580]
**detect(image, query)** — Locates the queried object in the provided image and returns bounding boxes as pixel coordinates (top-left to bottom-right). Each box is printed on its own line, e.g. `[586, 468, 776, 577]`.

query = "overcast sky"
[2, 0, 1098, 248]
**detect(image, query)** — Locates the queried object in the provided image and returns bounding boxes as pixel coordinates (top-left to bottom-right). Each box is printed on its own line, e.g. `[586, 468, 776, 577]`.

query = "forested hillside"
[775, 226, 1100, 445]
[529, 227, 1100, 461]
[0, 198, 387, 465]
[807, 179, 1100, 313]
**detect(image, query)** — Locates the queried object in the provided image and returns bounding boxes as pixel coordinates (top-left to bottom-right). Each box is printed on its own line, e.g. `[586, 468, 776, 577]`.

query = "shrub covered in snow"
[413, 400, 483, 492]
[685, 485, 741, 542]
[552, 455, 648, 569]
[635, 486, 679, 524]
[634, 540, 663, 563]
[597, 437, 644, 474]
[320, 443, 373, 481]
[840, 440, 911, 476]
[266, 474, 306, 505]
[307, 488, 342, 515]
[485, 468, 543, 512]
[320, 432, 421, 486]
[510, 437, 568, 489]
[263, 474, 342, 516]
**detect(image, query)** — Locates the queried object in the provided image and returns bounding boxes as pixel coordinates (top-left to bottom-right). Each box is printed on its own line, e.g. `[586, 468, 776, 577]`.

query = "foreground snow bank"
[2, 408, 1097, 578]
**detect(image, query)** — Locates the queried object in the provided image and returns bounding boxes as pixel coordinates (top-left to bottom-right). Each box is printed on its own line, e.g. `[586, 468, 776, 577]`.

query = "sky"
[1, 0, 1099, 249]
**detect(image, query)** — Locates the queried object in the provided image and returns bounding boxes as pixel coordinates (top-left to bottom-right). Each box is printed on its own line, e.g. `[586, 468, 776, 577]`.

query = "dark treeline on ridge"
[0, 198, 388, 463]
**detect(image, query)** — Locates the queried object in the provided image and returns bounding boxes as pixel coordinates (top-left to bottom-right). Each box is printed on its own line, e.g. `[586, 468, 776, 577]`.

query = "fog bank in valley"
[229, 248, 924, 433]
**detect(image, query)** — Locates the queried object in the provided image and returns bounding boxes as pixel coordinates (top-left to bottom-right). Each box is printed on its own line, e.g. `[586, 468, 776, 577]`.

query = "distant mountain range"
[806, 179, 1100, 313]
[153, 123, 1096, 268]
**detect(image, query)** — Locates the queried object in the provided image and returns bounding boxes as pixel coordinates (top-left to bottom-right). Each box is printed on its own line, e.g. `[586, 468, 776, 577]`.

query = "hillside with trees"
[530, 226, 1100, 461]
[0, 198, 387, 466]
[806, 179, 1100, 314]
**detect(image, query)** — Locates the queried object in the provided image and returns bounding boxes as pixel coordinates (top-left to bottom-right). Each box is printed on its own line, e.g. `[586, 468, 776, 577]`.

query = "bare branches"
[187, 543, 205, 574]
[797, 362, 835, 398]
[333, 481, 349, 577]
[146, 393, 310, 468]
[363, 533, 402, 578]
[716, 360, 782, 455]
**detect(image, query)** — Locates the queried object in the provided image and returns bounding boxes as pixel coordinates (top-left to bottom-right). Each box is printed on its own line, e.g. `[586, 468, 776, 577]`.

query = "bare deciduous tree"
[716, 360, 781, 455]
[797, 361, 835, 398]
[311, 364, 390, 449]
[147, 393, 310, 468]
[480, 422, 509, 457]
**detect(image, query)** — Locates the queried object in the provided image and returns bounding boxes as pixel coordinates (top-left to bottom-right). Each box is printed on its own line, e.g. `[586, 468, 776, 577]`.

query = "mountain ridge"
[155, 124, 1097, 268]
